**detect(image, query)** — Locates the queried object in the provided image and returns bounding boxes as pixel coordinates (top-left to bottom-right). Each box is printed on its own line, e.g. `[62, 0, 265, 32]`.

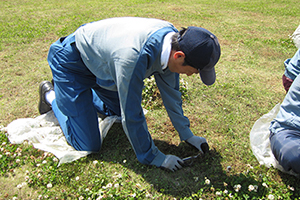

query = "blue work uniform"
[269, 48, 300, 173]
[47, 17, 194, 167]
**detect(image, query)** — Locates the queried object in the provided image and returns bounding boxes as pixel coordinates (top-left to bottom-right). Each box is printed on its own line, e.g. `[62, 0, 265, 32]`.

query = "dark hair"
[171, 28, 189, 66]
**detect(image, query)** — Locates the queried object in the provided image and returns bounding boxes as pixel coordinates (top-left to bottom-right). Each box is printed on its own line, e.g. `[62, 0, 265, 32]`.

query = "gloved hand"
[161, 155, 184, 172]
[186, 136, 209, 154]
[282, 74, 293, 93]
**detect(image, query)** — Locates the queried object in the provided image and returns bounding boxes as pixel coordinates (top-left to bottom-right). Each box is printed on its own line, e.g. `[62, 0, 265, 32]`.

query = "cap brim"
[199, 67, 216, 86]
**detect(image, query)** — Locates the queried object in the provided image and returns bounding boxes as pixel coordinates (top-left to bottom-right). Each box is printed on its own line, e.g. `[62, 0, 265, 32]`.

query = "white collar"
[161, 32, 175, 70]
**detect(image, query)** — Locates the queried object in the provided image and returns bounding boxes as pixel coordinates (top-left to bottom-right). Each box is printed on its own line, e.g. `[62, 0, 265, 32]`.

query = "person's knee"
[288, 155, 300, 174]
[72, 138, 102, 152]
[269, 130, 300, 174]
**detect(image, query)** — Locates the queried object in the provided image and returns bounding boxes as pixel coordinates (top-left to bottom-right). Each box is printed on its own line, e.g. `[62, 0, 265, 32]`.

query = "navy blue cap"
[178, 26, 221, 85]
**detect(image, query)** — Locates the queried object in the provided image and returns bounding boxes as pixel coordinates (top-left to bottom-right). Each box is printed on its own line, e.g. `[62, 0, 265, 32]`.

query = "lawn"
[0, 0, 299, 199]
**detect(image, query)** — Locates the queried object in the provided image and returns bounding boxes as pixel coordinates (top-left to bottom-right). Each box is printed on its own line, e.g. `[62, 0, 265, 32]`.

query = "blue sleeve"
[284, 48, 300, 80]
[119, 27, 176, 167]
[155, 71, 194, 141]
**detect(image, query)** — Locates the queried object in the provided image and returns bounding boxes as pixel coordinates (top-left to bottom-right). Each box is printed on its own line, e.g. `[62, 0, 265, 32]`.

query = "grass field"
[0, 0, 299, 199]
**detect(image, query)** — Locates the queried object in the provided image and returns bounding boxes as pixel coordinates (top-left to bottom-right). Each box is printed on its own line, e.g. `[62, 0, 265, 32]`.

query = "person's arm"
[283, 48, 300, 92]
[154, 71, 194, 141]
[115, 27, 184, 171]
[155, 71, 210, 153]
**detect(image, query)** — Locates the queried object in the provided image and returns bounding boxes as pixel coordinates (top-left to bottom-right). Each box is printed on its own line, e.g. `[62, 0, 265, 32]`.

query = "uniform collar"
[161, 32, 175, 70]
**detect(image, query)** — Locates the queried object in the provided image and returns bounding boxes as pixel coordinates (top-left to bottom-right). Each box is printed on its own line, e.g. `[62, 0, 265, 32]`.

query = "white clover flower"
[114, 183, 119, 188]
[53, 157, 58, 162]
[113, 172, 122, 179]
[0, 155, 2, 158]
[262, 182, 268, 188]
[75, 176, 80, 181]
[79, 196, 84, 200]
[145, 193, 152, 198]
[246, 164, 253, 169]
[93, 160, 98, 165]
[36, 164, 41, 167]
[18, 152, 22, 156]
[21, 182, 27, 187]
[248, 185, 254, 191]
[12, 197, 18, 200]
[204, 177, 210, 185]
[2, 142, 6, 146]
[25, 170, 29, 175]
[96, 195, 103, 200]
[16, 159, 21, 163]
[288, 185, 295, 191]
[5, 152, 11, 156]
[123, 160, 127, 163]
[38, 195, 43, 200]
[223, 189, 228, 194]
[37, 173, 41, 178]
[226, 166, 232, 172]
[268, 194, 275, 200]
[216, 191, 221, 196]
[47, 183, 52, 188]
[106, 183, 112, 188]
[17, 184, 23, 189]
[25, 176, 29, 181]
[131, 193, 136, 197]
[234, 184, 241, 192]
[135, 183, 141, 188]
[254, 185, 258, 192]
[229, 193, 233, 198]
[42, 160, 47, 164]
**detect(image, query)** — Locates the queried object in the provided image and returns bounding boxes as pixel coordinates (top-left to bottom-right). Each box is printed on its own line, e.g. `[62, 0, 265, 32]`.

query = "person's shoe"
[38, 81, 54, 114]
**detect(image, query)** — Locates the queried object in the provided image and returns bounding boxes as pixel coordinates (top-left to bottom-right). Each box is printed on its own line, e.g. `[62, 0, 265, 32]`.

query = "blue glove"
[186, 136, 209, 154]
[161, 155, 184, 172]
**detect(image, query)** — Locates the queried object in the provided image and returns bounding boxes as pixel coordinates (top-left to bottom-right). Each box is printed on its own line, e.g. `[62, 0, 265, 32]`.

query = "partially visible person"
[269, 48, 300, 174]
[38, 17, 221, 172]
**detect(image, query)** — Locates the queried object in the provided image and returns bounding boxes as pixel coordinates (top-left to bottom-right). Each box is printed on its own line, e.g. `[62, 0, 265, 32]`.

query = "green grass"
[0, 0, 299, 199]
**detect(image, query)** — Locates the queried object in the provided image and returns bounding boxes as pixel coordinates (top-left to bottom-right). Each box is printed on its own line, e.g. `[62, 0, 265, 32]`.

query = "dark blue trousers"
[48, 33, 121, 152]
[270, 129, 300, 174]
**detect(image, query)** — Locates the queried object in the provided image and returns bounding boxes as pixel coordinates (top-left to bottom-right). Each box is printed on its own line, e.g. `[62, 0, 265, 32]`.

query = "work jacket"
[270, 49, 300, 135]
[74, 17, 194, 167]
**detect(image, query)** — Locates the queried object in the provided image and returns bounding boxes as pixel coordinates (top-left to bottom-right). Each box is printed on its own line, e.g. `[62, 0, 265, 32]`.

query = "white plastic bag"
[250, 104, 298, 177]
[2, 111, 119, 166]
[291, 25, 300, 49]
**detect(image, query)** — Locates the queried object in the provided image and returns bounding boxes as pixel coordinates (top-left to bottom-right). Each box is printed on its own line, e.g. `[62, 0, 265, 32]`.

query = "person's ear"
[173, 51, 185, 59]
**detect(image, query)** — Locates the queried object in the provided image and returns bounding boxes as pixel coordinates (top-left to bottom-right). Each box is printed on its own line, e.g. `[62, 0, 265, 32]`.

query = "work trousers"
[47, 33, 121, 152]
[270, 130, 300, 174]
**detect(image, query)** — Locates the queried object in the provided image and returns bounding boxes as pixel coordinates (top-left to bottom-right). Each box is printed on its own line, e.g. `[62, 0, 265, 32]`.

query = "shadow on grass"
[85, 123, 268, 199]
[278, 171, 300, 198]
